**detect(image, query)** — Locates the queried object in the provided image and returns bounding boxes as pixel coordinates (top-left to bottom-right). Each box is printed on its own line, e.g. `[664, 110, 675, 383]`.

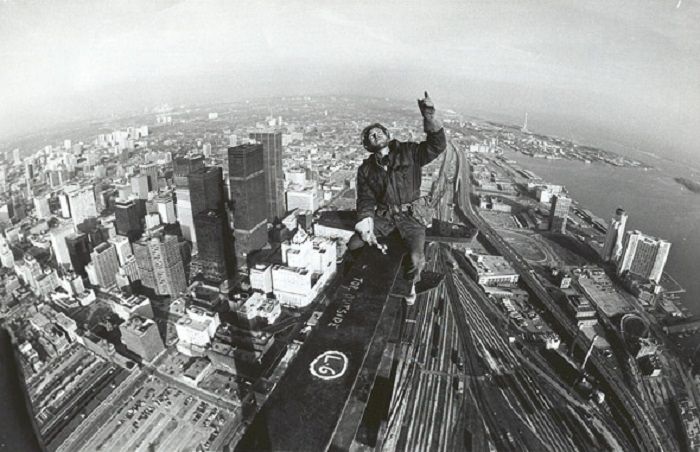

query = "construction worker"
[349, 91, 446, 304]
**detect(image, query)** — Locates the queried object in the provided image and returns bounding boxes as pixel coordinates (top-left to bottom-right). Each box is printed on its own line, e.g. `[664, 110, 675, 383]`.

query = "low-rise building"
[464, 252, 519, 287]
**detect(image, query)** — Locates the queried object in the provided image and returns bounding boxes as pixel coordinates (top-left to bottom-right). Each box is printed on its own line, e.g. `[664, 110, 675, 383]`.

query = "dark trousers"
[347, 211, 426, 284]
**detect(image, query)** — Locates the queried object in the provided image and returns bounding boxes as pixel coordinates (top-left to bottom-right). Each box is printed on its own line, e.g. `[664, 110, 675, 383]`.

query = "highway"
[449, 136, 669, 451]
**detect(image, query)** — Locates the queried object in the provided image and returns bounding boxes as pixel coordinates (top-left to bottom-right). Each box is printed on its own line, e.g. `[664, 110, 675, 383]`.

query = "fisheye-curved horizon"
[2, 0, 699, 162]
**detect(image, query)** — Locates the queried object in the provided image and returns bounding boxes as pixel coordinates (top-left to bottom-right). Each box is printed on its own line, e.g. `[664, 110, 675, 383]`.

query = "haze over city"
[2, 0, 699, 164]
[2, 1, 700, 451]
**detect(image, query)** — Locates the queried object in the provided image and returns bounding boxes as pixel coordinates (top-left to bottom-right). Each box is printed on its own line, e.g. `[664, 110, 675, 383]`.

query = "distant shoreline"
[674, 177, 700, 194]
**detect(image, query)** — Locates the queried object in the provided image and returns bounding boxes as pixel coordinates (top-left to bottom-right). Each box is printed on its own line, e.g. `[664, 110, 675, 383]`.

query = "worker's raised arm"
[415, 91, 447, 166]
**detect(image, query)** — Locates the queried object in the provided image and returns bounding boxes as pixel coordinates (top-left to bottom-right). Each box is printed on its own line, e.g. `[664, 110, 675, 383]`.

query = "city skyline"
[1, 1, 699, 166]
[0, 95, 699, 450]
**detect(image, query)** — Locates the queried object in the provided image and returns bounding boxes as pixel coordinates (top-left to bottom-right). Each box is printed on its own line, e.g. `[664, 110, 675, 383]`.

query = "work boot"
[405, 283, 417, 306]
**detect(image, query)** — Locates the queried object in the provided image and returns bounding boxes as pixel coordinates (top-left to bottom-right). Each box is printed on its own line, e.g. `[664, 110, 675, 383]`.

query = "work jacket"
[356, 128, 447, 221]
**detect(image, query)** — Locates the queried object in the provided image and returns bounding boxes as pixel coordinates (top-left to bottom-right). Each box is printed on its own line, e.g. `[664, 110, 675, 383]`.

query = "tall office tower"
[250, 132, 285, 221]
[549, 195, 572, 234]
[228, 144, 268, 267]
[133, 232, 187, 297]
[115, 199, 144, 242]
[139, 163, 159, 192]
[155, 194, 177, 224]
[189, 165, 236, 283]
[119, 316, 165, 362]
[110, 235, 133, 265]
[131, 174, 150, 199]
[49, 223, 75, 266]
[93, 181, 105, 213]
[0, 235, 14, 268]
[65, 232, 91, 276]
[602, 207, 628, 263]
[189, 166, 225, 214]
[191, 209, 236, 283]
[90, 242, 119, 288]
[33, 194, 51, 219]
[65, 185, 98, 226]
[173, 154, 204, 242]
[618, 230, 671, 283]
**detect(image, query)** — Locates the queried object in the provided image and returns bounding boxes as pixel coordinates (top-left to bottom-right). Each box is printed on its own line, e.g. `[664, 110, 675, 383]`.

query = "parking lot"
[78, 373, 240, 451]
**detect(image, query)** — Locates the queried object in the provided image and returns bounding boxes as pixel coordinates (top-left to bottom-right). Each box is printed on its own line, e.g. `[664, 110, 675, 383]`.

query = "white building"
[271, 265, 315, 308]
[285, 168, 306, 186]
[286, 186, 320, 212]
[90, 242, 120, 288]
[465, 252, 520, 287]
[49, 223, 75, 265]
[33, 194, 51, 219]
[239, 292, 281, 324]
[250, 263, 273, 293]
[0, 235, 15, 268]
[103, 289, 154, 320]
[156, 195, 177, 224]
[175, 187, 195, 242]
[175, 306, 221, 356]
[65, 184, 97, 226]
[145, 213, 161, 229]
[618, 230, 671, 283]
[110, 235, 133, 265]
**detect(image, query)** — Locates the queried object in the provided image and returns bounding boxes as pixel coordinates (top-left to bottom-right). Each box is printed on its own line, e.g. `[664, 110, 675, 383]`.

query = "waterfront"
[506, 150, 700, 318]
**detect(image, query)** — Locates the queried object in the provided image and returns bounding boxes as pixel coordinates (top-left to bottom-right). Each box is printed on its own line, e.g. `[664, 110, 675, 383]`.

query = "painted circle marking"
[309, 350, 348, 381]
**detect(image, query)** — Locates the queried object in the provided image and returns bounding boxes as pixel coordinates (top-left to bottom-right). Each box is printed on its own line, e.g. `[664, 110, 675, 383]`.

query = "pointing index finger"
[424, 91, 429, 99]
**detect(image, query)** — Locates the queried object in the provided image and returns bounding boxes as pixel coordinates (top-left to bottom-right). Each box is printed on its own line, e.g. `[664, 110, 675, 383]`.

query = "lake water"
[505, 150, 700, 317]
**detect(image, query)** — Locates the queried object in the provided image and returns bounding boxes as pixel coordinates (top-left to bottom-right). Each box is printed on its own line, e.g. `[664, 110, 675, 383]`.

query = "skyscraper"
[49, 223, 75, 266]
[139, 163, 159, 192]
[110, 234, 133, 265]
[155, 194, 177, 224]
[115, 199, 144, 242]
[188, 165, 236, 283]
[191, 209, 236, 283]
[90, 242, 120, 288]
[602, 207, 628, 263]
[618, 230, 671, 283]
[131, 174, 149, 199]
[250, 132, 285, 221]
[188, 166, 225, 215]
[33, 193, 51, 219]
[133, 232, 187, 297]
[228, 144, 268, 266]
[173, 154, 204, 242]
[65, 184, 98, 227]
[65, 232, 91, 277]
[0, 235, 14, 269]
[549, 195, 572, 234]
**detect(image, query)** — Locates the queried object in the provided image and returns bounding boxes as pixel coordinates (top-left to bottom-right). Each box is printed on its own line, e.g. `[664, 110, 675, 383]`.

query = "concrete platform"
[236, 235, 407, 451]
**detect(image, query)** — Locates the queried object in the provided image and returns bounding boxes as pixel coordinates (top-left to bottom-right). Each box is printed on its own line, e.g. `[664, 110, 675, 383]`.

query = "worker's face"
[367, 127, 389, 152]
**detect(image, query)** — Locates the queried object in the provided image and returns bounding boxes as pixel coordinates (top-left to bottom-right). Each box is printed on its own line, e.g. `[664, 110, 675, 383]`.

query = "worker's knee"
[409, 249, 425, 270]
[347, 233, 365, 251]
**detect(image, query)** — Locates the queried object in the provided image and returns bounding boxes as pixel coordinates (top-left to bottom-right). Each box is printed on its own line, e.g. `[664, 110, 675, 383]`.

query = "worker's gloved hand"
[417, 91, 435, 119]
[355, 216, 378, 246]
[417, 91, 443, 133]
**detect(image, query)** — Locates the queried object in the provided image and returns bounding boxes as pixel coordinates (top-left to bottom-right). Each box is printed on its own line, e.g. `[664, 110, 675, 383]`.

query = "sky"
[1, 0, 699, 163]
